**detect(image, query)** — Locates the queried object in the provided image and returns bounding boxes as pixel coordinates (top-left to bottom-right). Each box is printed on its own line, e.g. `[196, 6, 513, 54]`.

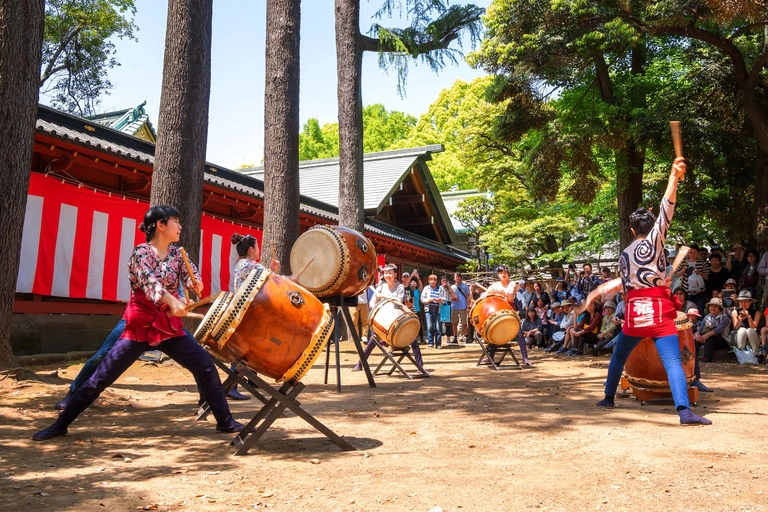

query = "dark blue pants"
[70, 319, 126, 392]
[604, 332, 690, 409]
[55, 334, 235, 429]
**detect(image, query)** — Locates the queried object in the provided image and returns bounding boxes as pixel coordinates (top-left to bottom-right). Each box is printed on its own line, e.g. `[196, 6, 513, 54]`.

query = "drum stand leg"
[197, 355, 269, 422]
[228, 363, 356, 456]
[322, 302, 376, 391]
[370, 336, 429, 379]
[476, 341, 522, 371]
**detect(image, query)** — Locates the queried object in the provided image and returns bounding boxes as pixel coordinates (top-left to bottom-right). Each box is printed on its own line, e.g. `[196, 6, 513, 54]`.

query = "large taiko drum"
[624, 311, 696, 390]
[369, 298, 421, 349]
[289, 225, 377, 297]
[469, 294, 520, 345]
[193, 268, 334, 383]
[194, 291, 235, 347]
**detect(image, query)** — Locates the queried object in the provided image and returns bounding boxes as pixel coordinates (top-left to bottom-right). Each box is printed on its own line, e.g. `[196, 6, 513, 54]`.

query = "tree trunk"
[335, 0, 365, 232]
[150, 0, 213, 265]
[616, 147, 645, 250]
[262, 0, 301, 274]
[754, 150, 768, 251]
[0, 0, 45, 369]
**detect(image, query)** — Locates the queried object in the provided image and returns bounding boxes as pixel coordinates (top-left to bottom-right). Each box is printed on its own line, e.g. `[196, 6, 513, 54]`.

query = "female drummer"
[353, 264, 426, 372]
[226, 233, 282, 399]
[32, 206, 244, 440]
[587, 157, 711, 425]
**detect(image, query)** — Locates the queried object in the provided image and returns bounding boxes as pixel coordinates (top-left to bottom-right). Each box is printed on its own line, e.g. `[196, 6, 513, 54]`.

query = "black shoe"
[226, 386, 251, 401]
[54, 390, 73, 410]
[31, 423, 68, 441]
[216, 420, 245, 433]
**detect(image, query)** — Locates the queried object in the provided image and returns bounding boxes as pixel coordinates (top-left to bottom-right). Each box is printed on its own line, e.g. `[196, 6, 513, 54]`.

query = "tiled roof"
[34, 105, 470, 263]
[85, 101, 157, 140]
[239, 145, 446, 213]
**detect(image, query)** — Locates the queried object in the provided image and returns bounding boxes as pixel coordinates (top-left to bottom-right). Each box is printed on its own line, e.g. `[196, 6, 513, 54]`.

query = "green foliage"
[42, 0, 138, 116]
[367, 1, 485, 95]
[298, 104, 417, 161]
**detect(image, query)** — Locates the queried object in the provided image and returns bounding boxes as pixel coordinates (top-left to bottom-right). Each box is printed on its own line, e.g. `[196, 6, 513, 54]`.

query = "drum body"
[469, 294, 520, 345]
[370, 298, 421, 349]
[193, 291, 235, 347]
[194, 268, 334, 383]
[624, 311, 696, 390]
[290, 225, 377, 297]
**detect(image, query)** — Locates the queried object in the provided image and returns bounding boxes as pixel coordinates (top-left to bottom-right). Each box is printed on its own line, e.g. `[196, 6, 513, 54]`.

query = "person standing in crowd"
[515, 279, 534, 311]
[449, 272, 470, 344]
[33, 206, 244, 440]
[591, 156, 711, 425]
[706, 253, 730, 299]
[726, 244, 748, 280]
[575, 263, 602, 301]
[530, 281, 551, 308]
[421, 274, 448, 348]
[404, 274, 424, 343]
[739, 250, 760, 297]
[552, 278, 569, 303]
[439, 276, 455, 340]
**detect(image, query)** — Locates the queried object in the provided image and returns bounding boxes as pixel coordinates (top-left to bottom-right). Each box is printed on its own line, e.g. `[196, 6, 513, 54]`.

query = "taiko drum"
[289, 225, 377, 297]
[193, 268, 334, 383]
[624, 311, 696, 390]
[469, 294, 520, 345]
[369, 298, 421, 349]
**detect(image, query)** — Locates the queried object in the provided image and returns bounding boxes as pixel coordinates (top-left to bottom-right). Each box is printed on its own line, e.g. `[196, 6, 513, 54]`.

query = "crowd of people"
[360, 240, 768, 369]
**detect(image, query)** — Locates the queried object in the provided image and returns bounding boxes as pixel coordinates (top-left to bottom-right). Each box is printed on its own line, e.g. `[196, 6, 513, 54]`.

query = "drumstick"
[185, 293, 217, 312]
[292, 256, 316, 281]
[179, 247, 197, 286]
[671, 246, 690, 274]
[472, 282, 488, 292]
[670, 121, 685, 181]
[187, 312, 205, 320]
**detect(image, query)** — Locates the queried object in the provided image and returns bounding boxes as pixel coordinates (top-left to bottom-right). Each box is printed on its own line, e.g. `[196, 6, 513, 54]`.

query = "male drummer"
[481, 265, 524, 363]
[352, 264, 426, 373]
[587, 156, 711, 425]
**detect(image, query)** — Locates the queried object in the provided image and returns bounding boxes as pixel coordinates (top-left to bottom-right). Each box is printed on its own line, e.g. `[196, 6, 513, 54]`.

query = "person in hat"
[695, 297, 731, 363]
[547, 299, 575, 352]
[589, 301, 618, 355]
[546, 302, 565, 344]
[586, 156, 712, 425]
[721, 278, 739, 309]
[515, 279, 534, 311]
[685, 308, 713, 392]
[730, 290, 759, 354]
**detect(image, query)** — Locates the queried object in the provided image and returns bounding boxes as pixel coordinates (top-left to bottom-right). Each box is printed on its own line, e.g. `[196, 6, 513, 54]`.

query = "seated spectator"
[546, 302, 564, 342]
[673, 287, 697, 314]
[570, 302, 602, 356]
[534, 297, 550, 340]
[520, 307, 544, 350]
[721, 278, 739, 310]
[686, 308, 713, 392]
[552, 278, 569, 303]
[530, 281, 550, 308]
[695, 297, 731, 362]
[547, 300, 575, 352]
[730, 290, 759, 354]
[600, 267, 613, 283]
[590, 301, 618, 355]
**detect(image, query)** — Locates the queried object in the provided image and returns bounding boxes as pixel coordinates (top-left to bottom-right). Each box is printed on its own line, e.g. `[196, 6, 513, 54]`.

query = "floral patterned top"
[128, 243, 200, 305]
[232, 258, 266, 290]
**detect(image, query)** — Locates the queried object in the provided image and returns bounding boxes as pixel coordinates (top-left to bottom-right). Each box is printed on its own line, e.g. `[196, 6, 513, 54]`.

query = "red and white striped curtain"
[18, 173, 262, 301]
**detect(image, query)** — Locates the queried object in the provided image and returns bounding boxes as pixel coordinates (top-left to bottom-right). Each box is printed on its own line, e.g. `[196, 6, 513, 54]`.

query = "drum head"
[390, 316, 421, 348]
[290, 228, 346, 292]
[484, 313, 520, 345]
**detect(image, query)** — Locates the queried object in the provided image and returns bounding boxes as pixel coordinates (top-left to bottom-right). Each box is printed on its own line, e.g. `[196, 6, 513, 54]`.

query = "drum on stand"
[193, 291, 235, 347]
[469, 294, 520, 345]
[624, 311, 696, 391]
[289, 225, 377, 297]
[193, 268, 334, 383]
[369, 298, 421, 349]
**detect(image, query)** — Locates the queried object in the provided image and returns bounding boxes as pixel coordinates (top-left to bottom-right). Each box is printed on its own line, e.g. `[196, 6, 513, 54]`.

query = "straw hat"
[550, 302, 561, 308]
[705, 297, 723, 308]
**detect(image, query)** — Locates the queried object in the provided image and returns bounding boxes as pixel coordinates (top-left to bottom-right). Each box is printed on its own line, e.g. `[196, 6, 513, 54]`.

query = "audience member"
[726, 243, 747, 280]
[730, 290, 760, 354]
[695, 297, 731, 362]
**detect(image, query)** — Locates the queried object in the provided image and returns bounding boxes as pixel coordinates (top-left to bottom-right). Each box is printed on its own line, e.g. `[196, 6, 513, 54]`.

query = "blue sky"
[42, 0, 492, 168]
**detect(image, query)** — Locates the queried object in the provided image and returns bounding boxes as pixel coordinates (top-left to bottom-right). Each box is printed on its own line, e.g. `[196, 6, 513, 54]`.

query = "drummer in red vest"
[32, 206, 244, 440]
[586, 157, 712, 425]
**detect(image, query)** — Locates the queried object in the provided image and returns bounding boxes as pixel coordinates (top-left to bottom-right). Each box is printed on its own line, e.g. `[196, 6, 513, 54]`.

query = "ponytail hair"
[231, 233, 257, 257]
[138, 205, 180, 242]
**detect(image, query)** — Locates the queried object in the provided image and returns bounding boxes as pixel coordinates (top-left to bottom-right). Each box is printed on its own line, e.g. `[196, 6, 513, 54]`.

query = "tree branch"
[40, 26, 83, 86]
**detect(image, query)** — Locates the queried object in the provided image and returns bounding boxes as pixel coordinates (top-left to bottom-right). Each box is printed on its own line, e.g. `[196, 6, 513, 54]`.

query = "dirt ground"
[1, 341, 766, 512]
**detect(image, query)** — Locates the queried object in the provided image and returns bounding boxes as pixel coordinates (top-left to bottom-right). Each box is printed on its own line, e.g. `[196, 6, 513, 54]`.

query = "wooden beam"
[397, 216, 434, 227]
[389, 193, 425, 205]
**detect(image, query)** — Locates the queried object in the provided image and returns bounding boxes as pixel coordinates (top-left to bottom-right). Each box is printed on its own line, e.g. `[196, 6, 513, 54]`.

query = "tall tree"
[41, 0, 138, 116]
[262, 0, 301, 273]
[335, 0, 484, 231]
[150, 0, 213, 265]
[0, 0, 45, 368]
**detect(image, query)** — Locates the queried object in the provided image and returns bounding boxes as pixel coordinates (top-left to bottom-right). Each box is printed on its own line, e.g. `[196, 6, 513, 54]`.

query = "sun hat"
[705, 297, 723, 308]
[686, 307, 701, 317]
[603, 301, 616, 310]
[560, 299, 573, 306]
[724, 278, 737, 286]
[736, 290, 756, 302]
[550, 302, 561, 308]
[732, 243, 745, 250]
